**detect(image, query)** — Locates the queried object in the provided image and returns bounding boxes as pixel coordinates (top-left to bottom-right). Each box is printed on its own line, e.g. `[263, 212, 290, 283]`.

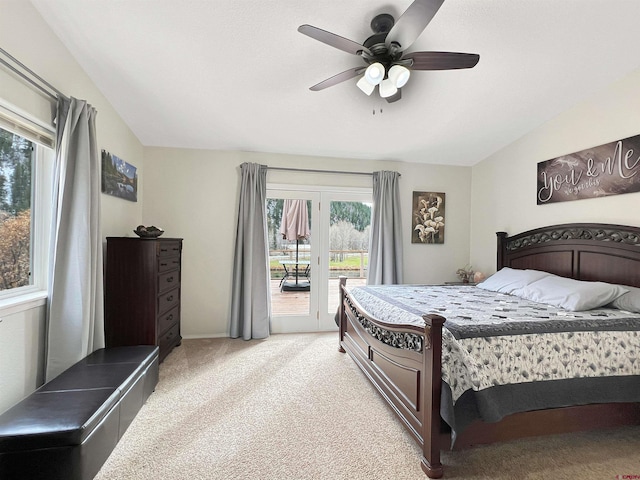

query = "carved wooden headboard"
[496, 223, 640, 288]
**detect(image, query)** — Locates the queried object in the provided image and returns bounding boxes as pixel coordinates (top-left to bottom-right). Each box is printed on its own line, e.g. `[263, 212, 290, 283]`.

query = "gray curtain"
[46, 97, 104, 381]
[367, 170, 403, 285]
[230, 162, 271, 339]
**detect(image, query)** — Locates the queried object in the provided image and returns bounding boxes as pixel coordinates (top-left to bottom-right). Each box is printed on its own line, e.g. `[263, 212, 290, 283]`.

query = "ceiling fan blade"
[385, 0, 444, 54]
[309, 67, 366, 91]
[298, 25, 371, 56]
[403, 51, 480, 70]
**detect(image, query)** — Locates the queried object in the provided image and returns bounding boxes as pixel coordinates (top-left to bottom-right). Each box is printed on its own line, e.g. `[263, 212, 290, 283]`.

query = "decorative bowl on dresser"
[133, 224, 165, 238]
[105, 237, 183, 362]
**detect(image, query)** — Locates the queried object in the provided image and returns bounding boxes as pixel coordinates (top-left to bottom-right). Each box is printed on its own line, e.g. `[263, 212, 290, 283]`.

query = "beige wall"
[142, 148, 471, 338]
[3, 0, 640, 413]
[0, 0, 144, 413]
[470, 67, 640, 276]
[0, 0, 470, 408]
[1, 0, 145, 238]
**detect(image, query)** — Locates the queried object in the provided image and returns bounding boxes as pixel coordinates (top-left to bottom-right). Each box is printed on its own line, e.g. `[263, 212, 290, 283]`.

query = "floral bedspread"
[347, 285, 640, 403]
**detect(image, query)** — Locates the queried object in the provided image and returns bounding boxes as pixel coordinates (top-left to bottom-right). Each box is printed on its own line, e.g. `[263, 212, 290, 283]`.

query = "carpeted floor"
[95, 333, 640, 480]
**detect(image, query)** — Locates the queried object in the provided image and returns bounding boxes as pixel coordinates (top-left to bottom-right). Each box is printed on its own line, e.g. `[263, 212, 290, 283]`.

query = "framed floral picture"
[412, 191, 445, 244]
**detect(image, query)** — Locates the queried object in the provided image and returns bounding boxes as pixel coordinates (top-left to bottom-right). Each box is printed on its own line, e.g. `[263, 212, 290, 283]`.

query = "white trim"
[182, 333, 228, 339]
[0, 289, 47, 317]
[0, 99, 55, 148]
[267, 183, 372, 195]
[0, 99, 55, 132]
[30, 145, 53, 292]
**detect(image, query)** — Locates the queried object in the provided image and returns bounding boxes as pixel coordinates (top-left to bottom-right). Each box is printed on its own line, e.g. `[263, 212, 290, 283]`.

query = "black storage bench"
[0, 345, 159, 480]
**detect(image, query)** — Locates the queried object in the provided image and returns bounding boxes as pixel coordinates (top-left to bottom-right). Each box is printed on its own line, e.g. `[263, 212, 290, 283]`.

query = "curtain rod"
[0, 47, 68, 102]
[267, 166, 400, 177]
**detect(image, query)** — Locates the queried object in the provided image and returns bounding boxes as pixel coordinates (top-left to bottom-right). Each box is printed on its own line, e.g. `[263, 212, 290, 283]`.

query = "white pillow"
[608, 285, 640, 313]
[476, 267, 551, 295]
[519, 276, 628, 311]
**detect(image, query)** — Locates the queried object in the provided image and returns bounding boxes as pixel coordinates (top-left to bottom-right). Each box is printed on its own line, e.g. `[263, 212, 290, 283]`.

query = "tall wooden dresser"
[105, 237, 183, 362]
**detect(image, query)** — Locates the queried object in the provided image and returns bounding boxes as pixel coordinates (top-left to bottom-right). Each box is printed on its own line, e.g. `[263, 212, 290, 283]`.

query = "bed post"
[421, 313, 446, 479]
[496, 231, 508, 270]
[338, 276, 347, 353]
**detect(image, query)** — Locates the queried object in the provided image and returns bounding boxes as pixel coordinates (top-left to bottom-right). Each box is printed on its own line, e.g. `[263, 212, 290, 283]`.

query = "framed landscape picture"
[412, 191, 445, 244]
[101, 150, 138, 202]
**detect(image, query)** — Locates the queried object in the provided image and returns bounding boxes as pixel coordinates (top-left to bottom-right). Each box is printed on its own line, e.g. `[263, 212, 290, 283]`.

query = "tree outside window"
[0, 127, 33, 291]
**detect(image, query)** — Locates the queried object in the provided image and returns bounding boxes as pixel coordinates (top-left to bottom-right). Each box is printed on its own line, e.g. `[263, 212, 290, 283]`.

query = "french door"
[267, 185, 372, 333]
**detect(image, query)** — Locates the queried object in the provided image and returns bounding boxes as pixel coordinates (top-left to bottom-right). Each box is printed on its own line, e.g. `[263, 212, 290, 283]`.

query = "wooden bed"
[337, 223, 640, 478]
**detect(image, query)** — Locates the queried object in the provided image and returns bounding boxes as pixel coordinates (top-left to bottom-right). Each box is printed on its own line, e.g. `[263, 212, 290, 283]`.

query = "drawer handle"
[167, 276, 174, 283]
[160, 262, 167, 267]
[167, 314, 173, 321]
[166, 295, 173, 302]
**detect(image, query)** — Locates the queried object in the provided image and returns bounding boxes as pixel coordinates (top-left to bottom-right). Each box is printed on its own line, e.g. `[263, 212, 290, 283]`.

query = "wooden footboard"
[338, 277, 446, 478]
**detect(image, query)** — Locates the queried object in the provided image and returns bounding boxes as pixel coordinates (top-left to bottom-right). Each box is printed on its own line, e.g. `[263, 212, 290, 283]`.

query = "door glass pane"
[267, 197, 312, 316]
[327, 200, 370, 314]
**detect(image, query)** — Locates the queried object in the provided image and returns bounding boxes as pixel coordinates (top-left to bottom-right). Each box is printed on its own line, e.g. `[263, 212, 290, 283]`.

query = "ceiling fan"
[298, 0, 479, 103]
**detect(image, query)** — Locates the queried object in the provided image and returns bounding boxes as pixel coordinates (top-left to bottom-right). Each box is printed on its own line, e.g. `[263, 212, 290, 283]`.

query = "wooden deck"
[270, 277, 366, 316]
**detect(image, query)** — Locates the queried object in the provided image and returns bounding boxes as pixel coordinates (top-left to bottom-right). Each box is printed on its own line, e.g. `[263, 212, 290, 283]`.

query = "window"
[0, 127, 33, 290]
[0, 118, 53, 307]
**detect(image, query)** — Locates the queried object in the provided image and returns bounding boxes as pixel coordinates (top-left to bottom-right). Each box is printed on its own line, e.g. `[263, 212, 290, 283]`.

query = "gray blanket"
[346, 284, 640, 442]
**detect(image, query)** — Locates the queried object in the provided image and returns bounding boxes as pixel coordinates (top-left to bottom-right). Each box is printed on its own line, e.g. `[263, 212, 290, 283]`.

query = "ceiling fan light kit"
[298, 0, 480, 103]
[388, 65, 411, 88]
[379, 79, 398, 98]
[356, 76, 376, 95]
[357, 63, 410, 97]
[364, 62, 385, 85]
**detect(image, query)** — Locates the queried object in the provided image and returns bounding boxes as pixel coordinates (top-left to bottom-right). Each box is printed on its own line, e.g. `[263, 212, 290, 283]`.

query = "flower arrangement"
[456, 265, 475, 283]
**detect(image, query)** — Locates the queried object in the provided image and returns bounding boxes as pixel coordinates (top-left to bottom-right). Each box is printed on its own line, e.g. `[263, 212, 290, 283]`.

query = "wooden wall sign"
[537, 133, 640, 204]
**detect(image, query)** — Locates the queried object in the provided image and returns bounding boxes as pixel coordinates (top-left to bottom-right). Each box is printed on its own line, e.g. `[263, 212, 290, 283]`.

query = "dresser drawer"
[158, 288, 180, 314]
[158, 269, 180, 293]
[158, 305, 179, 336]
[159, 322, 180, 359]
[157, 241, 181, 257]
[157, 255, 180, 273]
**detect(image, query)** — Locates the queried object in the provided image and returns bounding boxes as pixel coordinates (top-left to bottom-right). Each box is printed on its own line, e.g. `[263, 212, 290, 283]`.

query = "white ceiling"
[30, 0, 640, 166]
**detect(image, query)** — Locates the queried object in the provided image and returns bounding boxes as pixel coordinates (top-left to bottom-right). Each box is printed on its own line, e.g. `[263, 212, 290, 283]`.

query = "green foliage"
[269, 252, 367, 270]
[0, 128, 32, 214]
[266, 198, 284, 249]
[330, 201, 370, 231]
[0, 210, 31, 289]
[0, 128, 33, 291]
[266, 198, 371, 254]
[11, 158, 31, 213]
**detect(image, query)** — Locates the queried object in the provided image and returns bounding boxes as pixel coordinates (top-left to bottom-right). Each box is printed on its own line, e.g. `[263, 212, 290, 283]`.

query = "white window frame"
[0, 104, 54, 316]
